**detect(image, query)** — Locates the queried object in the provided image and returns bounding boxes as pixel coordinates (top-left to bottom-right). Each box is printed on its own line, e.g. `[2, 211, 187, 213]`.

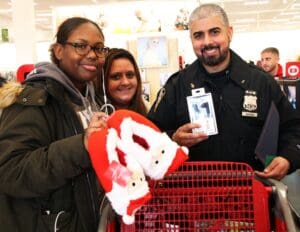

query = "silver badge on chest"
[242, 90, 258, 117]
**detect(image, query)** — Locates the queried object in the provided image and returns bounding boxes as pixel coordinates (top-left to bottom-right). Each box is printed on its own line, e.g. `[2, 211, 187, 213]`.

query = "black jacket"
[0, 78, 103, 232]
[148, 50, 300, 172]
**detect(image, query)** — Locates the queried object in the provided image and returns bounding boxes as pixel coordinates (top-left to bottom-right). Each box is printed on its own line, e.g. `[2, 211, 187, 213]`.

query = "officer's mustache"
[201, 45, 220, 53]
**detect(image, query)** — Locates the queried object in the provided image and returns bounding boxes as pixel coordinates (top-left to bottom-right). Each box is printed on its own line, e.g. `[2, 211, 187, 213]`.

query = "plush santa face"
[106, 164, 151, 224]
[88, 109, 188, 224]
[108, 110, 189, 180]
[88, 127, 151, 224]
[144, 132, 189, 179]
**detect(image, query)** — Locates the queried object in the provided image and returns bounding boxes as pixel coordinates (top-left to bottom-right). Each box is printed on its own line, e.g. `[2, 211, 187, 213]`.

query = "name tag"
[242, 112, 258, 117]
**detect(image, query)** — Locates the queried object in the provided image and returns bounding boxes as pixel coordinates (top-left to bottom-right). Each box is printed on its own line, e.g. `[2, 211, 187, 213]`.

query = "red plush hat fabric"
[88, 109, 188, 224]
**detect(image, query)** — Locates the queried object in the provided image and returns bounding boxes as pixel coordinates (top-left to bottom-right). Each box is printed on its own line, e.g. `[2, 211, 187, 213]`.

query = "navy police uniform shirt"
[148, 50, 300, 172]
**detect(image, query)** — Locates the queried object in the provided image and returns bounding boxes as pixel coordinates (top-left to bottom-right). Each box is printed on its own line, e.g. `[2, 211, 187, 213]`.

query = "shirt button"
[38, 98, 43, 104]
[22, 97, 27, 103]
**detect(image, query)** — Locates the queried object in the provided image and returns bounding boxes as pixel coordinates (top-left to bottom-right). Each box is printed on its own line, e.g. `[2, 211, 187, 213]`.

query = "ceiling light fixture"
[272, 18, 289, 22]
[280, 11, 298, 15]
[36, 12, 52, 17]
[235, 18, 256, 23]
[244, 0, 269, 6]
[291, 3, 300, 9]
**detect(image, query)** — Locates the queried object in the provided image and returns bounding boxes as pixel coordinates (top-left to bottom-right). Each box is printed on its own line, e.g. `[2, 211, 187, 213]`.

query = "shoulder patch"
[153, 87, 166, 112]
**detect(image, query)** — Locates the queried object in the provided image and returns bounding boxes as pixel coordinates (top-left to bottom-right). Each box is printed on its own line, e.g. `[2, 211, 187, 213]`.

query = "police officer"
[148, 3, 300, 180]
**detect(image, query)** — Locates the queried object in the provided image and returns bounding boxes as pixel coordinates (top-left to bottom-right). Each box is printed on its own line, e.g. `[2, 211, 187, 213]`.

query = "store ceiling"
[0, 0, 300, 33]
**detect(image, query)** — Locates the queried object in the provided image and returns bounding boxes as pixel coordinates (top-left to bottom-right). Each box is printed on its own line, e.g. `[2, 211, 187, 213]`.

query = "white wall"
[232, 30, 300, 65]
[1, 29, 299, 77]
[176, 29, 300, 72]
[0, 41, 52, 71]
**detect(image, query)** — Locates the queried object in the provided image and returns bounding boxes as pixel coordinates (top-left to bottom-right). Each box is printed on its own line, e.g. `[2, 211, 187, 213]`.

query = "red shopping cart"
[99, 162, 299, 232]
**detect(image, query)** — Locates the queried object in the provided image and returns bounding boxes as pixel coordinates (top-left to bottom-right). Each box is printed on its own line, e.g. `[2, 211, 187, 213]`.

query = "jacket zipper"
[71, 119, 98, 227]
[86, 172, 98, 225]
[218, 70, 230, 113]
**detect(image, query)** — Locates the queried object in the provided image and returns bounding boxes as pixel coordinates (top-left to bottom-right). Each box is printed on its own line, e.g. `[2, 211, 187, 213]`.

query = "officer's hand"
[172, 123, 208, 147]
[255, 156, 290, 180]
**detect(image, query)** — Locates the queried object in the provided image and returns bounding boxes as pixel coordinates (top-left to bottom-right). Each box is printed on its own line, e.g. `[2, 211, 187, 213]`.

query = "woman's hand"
[84, 112, 108, 150]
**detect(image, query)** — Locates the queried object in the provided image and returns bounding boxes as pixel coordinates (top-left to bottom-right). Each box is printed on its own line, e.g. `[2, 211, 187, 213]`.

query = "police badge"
[242, 90, 258, 117]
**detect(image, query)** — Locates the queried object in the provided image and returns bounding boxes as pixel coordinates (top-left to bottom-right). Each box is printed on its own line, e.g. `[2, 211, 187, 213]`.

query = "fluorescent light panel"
[244, 0, 269, 6]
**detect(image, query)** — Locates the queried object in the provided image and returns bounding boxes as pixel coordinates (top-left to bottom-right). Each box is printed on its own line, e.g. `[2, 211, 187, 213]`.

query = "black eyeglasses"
[63, 42, 109, 57]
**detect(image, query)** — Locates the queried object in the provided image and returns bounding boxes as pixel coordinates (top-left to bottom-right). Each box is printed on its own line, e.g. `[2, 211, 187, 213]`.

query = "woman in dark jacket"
[0, 17, 109, 232]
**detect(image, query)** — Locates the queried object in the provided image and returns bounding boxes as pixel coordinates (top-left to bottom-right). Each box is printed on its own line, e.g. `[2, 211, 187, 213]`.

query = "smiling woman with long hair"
[96, 48, 148, 116]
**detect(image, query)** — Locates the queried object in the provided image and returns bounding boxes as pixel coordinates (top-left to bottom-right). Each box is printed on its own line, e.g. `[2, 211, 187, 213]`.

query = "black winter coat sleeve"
[0, 97, 91, 198]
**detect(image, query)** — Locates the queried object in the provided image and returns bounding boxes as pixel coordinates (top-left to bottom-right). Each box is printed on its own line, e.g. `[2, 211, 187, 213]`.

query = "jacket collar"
[186, 49, 250, 91]
[228, 50, 251, 90]
[16, 79, 68, 107]
[16, 82, 48, 106]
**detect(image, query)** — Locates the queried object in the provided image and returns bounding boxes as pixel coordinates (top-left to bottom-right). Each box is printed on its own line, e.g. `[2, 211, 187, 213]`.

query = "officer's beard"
[197, 45, 229, 67]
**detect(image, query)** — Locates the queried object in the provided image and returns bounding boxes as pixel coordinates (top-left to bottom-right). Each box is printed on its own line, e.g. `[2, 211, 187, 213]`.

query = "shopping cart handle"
[254, 174, 299, 232]
[282, 170, 300, 221]
[98, 196, 117, 232]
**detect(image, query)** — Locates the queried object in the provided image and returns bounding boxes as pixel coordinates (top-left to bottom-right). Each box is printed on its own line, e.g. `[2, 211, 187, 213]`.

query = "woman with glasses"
[0, 17, 108, 232]
[97, 48, 148, 116]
